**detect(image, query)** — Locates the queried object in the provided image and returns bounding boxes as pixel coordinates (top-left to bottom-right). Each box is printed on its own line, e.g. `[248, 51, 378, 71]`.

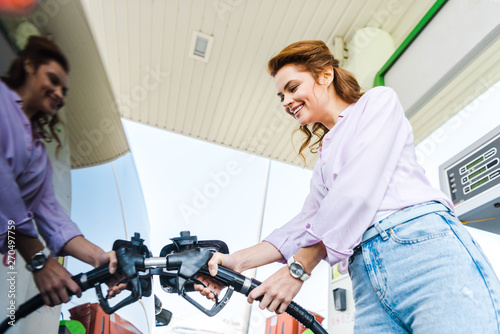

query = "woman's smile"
[290, 103, 304, 117]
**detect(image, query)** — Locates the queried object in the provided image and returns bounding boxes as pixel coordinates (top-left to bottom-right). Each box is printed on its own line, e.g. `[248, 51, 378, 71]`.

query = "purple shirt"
[0, 81, 82, 255]
[264, 86, 453, 266]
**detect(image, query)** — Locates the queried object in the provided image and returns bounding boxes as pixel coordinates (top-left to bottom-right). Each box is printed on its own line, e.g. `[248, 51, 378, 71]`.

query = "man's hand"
[63, 237, 128, 298]
[98, 250, 127, 299]
[16, 234, 80, 306]
[32, 256, 81, 306]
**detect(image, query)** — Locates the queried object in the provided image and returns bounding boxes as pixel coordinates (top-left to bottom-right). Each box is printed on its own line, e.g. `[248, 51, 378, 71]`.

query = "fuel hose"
[199, 265, 328, 334]
[0, 264, 111, 333]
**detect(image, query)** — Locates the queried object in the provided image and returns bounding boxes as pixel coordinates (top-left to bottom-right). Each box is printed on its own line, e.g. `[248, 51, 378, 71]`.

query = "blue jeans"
[349, 202, 500, 333]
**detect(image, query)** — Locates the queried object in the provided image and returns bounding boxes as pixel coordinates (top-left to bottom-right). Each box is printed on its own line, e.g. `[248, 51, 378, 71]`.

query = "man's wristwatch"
[287, 256, 310, 281]
[25, 247, 51, 272]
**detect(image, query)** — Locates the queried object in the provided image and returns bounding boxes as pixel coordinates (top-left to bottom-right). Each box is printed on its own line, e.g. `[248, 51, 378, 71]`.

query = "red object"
[69, 303, 142, 334]
[2, 251, 15, 267]
[0, 0, 38, 16]
[265, 311, 324, 334]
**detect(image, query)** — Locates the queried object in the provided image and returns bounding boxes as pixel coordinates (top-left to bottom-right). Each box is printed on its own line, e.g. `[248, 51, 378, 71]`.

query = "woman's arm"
[196, 241, 283, 300]
[204, 241, 283, 278]
[290, 241, 326, 276]
[209, 240, 326, 275]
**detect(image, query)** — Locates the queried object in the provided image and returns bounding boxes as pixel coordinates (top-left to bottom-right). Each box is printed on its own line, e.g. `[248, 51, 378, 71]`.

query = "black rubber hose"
[0, 294, 44, 333]
[0, 264, 111, 333]
[199, 266, 327, 334]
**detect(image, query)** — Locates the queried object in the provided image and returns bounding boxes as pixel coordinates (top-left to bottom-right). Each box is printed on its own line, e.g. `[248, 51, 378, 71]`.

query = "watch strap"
[287, 256, 311, 281]
[38, 247, 51, 259]
[26, 247, 51, 272]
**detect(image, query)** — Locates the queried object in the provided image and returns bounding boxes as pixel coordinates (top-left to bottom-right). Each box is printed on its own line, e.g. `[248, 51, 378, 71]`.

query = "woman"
[201, 40, 500, 332]
[0, 36, 121, 307]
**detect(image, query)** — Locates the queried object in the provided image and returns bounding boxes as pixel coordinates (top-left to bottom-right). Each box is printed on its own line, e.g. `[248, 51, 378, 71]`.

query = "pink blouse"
[264, 86, 453, 266]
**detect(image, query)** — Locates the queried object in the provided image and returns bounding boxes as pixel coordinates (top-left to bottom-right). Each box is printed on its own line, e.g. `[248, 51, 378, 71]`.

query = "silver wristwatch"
[26, 247, 51, 272]
[287, 256, 310, 281]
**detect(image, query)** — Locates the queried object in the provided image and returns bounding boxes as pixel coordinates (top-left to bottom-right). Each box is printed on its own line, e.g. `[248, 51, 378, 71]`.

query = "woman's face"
[274, 64, 331, 126]
[24, 60, 68, 117]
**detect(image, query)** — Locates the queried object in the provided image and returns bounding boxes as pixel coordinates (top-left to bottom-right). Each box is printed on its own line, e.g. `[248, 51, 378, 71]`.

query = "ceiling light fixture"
[189, 31, 214, 63]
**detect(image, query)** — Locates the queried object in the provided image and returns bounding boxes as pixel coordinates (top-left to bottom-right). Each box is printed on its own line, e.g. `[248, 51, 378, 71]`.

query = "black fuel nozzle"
[164, 247, 233, 316]
[166, 248, 213, 292]
[96, 233, 151, 314]
[170, 231, 198, 251]
[159, 231, 229, 294]
[131, 232, 145, 248]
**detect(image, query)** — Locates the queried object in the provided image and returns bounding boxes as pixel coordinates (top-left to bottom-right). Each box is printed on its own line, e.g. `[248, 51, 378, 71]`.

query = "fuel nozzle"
[131, 232, 145, 248]
[170, 231, 198, 251]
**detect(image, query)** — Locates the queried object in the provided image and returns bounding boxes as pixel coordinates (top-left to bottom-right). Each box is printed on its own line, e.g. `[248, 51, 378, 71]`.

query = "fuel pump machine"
[439, 124, 500, 233]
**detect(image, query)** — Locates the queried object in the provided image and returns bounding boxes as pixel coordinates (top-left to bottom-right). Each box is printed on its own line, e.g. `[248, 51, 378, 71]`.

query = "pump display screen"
[467, 156, 484, 170]
[442, 132, 500, 205]
[469, 166, 487, 180]
[471, 176, 489, 191]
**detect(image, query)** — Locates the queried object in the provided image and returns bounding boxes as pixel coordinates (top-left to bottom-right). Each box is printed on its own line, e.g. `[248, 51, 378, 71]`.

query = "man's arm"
[16, 233, 81, 306]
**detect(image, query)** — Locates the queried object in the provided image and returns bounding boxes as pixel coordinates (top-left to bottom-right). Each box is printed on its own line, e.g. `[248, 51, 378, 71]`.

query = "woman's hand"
[249, 243, 325, 313]
[194, 252, 238, 301]
[33, 256, 82, 306]
[194, 242, 285, 303]
[207, 251, 238, 275]
[248, 266, 303, 314]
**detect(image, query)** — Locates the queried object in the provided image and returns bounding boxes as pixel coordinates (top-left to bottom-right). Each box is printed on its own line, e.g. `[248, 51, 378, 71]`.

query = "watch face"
[31, 254, 47, 270]
[289, 262, 305, 278]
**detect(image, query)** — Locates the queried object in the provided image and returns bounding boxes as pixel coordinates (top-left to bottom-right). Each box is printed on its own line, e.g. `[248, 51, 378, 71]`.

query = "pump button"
[485, 148, 496, 159]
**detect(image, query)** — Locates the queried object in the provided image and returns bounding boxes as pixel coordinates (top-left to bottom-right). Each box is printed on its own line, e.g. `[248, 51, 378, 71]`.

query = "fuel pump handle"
[196, 265, 328, 334]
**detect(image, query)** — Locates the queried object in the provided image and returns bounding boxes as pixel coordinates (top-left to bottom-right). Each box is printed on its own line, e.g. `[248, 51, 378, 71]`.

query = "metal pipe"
[144, 257, 167, 268]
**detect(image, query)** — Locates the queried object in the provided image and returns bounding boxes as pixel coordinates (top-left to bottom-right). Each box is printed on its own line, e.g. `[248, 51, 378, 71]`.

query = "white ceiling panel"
[1, 0, 436, 169]
[79, 0, 434, 168]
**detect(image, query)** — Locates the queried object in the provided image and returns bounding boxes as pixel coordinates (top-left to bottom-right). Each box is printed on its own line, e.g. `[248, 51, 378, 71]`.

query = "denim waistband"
[360, 202, 451, 244]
